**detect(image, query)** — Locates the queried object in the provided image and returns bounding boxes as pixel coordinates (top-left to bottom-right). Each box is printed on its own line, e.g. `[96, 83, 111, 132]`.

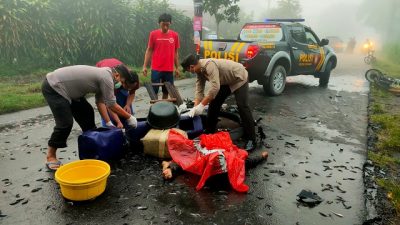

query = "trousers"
[206, 83, 256, 141]
[42, 79, 96, 148]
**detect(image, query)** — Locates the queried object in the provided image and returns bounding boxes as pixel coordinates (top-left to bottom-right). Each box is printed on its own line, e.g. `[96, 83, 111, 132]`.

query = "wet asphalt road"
[0, 53, 370, 225]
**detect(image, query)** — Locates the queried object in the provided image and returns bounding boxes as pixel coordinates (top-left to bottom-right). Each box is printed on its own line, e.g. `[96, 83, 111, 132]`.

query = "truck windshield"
[239, 24, 283, 42]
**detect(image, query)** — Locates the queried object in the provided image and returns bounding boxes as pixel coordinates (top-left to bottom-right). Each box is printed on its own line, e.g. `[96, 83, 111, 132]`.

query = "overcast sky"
[169, 0, 378, 43]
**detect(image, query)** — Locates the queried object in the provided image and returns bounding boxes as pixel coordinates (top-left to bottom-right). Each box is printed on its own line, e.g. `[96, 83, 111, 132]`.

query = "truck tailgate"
[200, 39, 253, 63]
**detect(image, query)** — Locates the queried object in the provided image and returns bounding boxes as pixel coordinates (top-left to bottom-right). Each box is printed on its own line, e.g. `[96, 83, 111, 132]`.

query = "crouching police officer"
[181, 54, 256, 151]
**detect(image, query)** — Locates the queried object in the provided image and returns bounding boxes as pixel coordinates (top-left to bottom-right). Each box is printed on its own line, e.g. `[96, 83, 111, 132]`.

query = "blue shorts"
[151, 70, 174, 94]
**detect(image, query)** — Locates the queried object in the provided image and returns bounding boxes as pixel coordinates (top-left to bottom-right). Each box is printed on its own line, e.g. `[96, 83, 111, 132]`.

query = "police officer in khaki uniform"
[181, 54, 256, 151]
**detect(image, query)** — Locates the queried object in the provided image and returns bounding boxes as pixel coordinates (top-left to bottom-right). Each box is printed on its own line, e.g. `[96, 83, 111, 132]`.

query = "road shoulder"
[364, 85, 400, 225]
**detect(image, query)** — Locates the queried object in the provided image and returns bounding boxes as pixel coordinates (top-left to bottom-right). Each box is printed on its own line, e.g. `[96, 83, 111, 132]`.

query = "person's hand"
[124, 105, 132, 114]
[116, 122, 124, 129]
[142, 66, 148, 77]
[174, 68, 180, 78]
[105, 121, 115, 127]
[188, 103, 205, 117]
[126, 115, 137, 128]
[177, 103, 187, 113]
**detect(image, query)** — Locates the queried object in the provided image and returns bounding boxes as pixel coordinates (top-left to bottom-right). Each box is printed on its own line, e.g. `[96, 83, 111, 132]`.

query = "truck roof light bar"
[264, 19, 305, 22]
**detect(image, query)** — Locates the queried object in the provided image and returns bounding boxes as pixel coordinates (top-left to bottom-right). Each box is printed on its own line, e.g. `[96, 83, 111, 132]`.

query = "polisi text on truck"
[204, 50, 239, 62]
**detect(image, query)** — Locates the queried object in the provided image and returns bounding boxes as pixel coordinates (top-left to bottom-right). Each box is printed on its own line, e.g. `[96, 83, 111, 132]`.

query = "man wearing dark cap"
[181, 54, 257, 151]
[142, 13, 180, 99]
[41, 65, 138, 170]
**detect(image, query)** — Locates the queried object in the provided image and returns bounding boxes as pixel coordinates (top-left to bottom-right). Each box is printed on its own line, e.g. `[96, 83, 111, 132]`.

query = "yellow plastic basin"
[55, 159, 111, 201]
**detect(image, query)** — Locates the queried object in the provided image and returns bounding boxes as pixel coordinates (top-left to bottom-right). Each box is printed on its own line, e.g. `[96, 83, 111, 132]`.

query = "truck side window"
[290, 26, 307, 44]
[305, 29, 318, 45]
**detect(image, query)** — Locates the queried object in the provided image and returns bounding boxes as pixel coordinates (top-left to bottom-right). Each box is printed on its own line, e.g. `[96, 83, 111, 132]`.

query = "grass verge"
[369, 54, 400, 215]
[376, 179, 400, 214]
[371, 113, 400, 151]
[0, 83, 47, 114]
[374, 58, 400, 79]
[0, 66, 191, 115]
[368, 152, 400, 169]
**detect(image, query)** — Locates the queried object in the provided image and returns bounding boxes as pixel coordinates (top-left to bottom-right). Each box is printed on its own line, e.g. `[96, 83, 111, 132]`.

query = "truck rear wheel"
[319, 61, 332, 87]
[263, 65, 286, 96]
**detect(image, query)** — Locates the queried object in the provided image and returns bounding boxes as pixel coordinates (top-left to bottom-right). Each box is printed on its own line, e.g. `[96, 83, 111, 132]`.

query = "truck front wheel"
[319, 60, 332, 87]
[263, 65, 286, 96]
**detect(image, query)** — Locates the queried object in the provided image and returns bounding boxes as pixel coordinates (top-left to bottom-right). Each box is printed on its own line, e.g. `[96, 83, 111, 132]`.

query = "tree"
[203, 10, 254, 39]
[265, 0, 302, 19]
[0, 0, 67, 64]
[203, 0, 240, 36]
[0, 0, 193, 72]
[50, 0, 136, 65]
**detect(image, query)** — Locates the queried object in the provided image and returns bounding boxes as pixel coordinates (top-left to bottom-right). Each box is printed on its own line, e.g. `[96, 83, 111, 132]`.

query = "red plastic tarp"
[167, 130, 249, 192]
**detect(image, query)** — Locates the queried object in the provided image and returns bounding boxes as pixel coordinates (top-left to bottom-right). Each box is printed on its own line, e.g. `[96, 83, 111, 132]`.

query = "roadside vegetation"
[362, 1, 400, 214]
[376, 179, 400, 214]
[0, 66, 193, 114]
[368, 43, 400, 215]
[0, 0, 195, 114]
[0, 82, 46, 114]
[0, 0, 194, 74]
[0, 68, 49, 114]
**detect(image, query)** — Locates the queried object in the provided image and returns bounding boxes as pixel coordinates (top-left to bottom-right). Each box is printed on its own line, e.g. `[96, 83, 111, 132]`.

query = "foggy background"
[170, 0, 379, 49]
[1, 0, 398, 75]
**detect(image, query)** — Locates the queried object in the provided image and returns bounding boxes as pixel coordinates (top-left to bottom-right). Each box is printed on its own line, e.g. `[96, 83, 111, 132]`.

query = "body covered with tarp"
[167, 130, 249, 192]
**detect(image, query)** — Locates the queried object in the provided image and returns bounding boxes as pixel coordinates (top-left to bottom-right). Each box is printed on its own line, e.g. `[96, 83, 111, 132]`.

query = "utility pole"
[193, 0, 203, 43]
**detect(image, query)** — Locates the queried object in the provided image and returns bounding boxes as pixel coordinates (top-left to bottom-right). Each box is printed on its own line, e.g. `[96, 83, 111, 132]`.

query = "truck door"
[289, 25, 321, 74]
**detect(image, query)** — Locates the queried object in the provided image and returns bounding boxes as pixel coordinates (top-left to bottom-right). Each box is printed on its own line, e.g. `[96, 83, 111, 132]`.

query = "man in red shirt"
[142, 13, 180, 99]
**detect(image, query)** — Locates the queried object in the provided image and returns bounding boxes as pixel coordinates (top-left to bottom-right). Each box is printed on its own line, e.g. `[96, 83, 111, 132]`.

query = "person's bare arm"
[194, 75, 206, 105]
[174, 48, 180, 78]
[124, 90, 135, 114]
[109, 103, 137, 127]
[108, 109, 123, 128]
[194, 62, 219, 106]
[108, 103, 131, 119]
[143, 47, 153, 77]
[97, 102, 112, 123]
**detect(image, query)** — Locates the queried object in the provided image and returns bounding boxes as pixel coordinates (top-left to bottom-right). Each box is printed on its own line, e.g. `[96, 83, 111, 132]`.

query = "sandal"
[45, 161, 62, 171]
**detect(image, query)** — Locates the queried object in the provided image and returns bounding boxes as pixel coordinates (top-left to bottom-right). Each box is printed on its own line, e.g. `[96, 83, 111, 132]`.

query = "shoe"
[244, 140, 256, 152]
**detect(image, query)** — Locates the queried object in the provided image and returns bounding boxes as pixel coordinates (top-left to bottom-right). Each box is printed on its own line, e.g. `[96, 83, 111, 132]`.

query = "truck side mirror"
[320, 39, 329, 46]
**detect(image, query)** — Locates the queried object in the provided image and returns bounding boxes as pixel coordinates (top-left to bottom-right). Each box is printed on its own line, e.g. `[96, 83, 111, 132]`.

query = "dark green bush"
[0, 0, 194, 75]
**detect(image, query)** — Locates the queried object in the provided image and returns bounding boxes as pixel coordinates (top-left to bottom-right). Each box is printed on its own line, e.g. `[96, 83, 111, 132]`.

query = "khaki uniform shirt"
[195, 59, 248, 101]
